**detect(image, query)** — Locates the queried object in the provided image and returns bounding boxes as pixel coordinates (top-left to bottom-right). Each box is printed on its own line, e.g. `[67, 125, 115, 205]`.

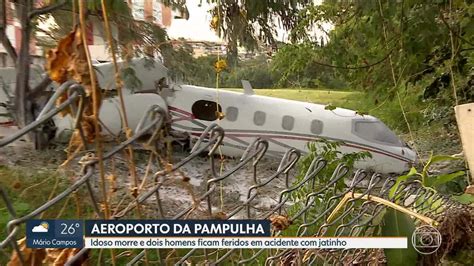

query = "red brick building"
[0, 0, 176, 65]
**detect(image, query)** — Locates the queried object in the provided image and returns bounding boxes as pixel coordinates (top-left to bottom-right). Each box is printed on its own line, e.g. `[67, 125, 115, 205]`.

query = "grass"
[226, 88, 358, 107]
[0, 87, 463, 264]
[0, 165, 96, 264]
[226, 88, 426, 133]
[225, 88, 460, 157]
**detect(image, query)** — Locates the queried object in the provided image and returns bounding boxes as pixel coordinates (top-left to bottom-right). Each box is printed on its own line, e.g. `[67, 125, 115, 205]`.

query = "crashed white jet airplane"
[0, 58, 416, 173]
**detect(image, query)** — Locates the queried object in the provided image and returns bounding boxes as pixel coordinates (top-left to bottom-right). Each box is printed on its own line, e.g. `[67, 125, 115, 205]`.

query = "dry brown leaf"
[214, 59, 227, 73]
[80, 115, 100, 143]
[69, 130, 84, 150]
[67, 115, 101, 153]
[55, 93, 71, 116]
[269, 214, 292, 231]
[165, 163, 173, 172]
[210, 16, 219, 30]
[130, 186, 139, 198]
[45, 248, 68, 265]
[46, 30, 76, 84]
[465, 185, 474, 195]
[44, 248, 87, 266]
[213, 211, 228, 220]
[7, 237, 46, 266]
[215, 111, 225, 120]
[7, 238, 87, 266]
[46, 27, 101, 140]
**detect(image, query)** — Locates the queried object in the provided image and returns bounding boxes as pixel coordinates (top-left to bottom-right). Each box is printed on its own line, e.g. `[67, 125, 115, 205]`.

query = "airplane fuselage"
[1, 59, 416, 174]
[164, 85, 416, 173]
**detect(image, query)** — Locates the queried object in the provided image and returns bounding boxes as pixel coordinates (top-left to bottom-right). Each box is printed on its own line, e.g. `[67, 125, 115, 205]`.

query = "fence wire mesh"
[0, 82, 471, 265]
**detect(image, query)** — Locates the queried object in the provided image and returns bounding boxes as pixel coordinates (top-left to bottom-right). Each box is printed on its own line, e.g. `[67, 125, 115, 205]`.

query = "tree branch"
[439, 11, 474, 47]
[310, 48, 395, 70]
[28, 0, 66, 20]
[0, 0, 17, 62]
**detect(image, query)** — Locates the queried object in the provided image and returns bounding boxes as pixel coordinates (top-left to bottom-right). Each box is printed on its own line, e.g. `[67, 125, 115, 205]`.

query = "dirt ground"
[1, 123, 468, 221]
[1, 126, 296, 220]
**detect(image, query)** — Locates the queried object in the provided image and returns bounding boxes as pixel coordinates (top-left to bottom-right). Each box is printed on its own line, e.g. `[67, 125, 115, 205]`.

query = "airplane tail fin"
[241, 80, 255, 95]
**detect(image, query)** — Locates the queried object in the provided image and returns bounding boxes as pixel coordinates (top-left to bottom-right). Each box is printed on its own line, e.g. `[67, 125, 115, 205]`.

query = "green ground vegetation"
[225, 87, 463, 158]
[226, 88, 357, 106]
[0, 165, 96, 264]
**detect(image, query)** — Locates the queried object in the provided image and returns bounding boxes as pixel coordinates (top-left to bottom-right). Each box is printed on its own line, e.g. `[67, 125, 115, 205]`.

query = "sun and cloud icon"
[32, 222, 49, 233]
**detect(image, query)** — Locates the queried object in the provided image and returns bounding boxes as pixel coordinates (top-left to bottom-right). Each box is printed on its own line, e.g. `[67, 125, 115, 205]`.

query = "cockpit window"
[353, 120, 402, 146]
[191, 100, 222, 121]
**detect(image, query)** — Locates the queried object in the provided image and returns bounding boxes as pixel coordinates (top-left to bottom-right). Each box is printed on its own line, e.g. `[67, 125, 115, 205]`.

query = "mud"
[1, 133, 297, 220]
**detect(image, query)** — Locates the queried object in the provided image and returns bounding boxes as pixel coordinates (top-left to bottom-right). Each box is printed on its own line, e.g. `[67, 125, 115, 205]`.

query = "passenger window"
[191, 100, 222, 121]
[226, 106, 239, 122]
[253, 111, 266, 126]
[282, 115, 295, 131]
[353, 120, 402, 146]
[310, 119, 323, 135]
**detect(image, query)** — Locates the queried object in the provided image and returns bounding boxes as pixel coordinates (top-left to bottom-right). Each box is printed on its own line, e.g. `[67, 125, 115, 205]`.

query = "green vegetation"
[0, 166, 95, 264]
[209, 0, 472, 152]
[282, 140, 418, 265]
[224, 88, 427, 135]
[270, 43, 346, 89]
[226, 88, 357, 105]
[169, 53, 277, 89]
[283, 140, 472, 265]
[1, 0, 472, 264]
[0, 166, 78, 233]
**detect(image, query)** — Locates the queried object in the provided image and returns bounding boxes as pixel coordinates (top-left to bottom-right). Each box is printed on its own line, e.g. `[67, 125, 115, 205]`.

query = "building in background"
[0, 0, 179, 65]
[130, 0, 173, 27]
[183, 40, 226, 58]
[0, 1, 43, 67]
[89, 0, 176, 60]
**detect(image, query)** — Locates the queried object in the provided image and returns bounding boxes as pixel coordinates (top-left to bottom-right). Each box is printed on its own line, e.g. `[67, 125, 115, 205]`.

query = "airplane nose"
[404, 148, 418, 166]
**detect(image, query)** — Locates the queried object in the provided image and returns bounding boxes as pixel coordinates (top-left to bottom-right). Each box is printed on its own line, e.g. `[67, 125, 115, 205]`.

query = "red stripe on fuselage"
[169, 105, 411, 163]
[169, 106, 194, 117]
[190, 132, 411, 163]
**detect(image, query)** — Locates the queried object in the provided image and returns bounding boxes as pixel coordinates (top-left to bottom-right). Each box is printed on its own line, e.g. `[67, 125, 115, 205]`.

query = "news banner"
[26, 220, 406, 249]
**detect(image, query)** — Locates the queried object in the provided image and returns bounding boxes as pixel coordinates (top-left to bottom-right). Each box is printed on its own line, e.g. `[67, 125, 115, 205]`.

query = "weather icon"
[32, 222, 49, 233]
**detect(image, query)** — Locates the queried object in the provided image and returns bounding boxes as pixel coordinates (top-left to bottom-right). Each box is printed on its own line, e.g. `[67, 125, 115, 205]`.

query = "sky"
[166, 1, 330, 44]
[167, 1, 222, 42]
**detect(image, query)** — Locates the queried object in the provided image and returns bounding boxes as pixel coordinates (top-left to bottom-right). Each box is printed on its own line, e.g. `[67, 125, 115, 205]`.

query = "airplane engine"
[53, 93, 168, 140]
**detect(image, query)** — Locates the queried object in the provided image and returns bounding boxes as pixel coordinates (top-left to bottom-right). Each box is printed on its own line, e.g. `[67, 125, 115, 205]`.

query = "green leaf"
[422, 155, 462, 183]
[430, 171, 465, 187]
[389, 167, 418, 198]
[13, 202, 31, 215]
[424, 155, 462, 172]
[324, 104, 337, 111]
[452, 193, 474, 204]
[381, 209, 418, 266]
[428, 155, 462, 164]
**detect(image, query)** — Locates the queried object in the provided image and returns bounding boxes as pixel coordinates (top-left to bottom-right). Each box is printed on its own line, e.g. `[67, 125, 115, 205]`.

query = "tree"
[207, 0, 311, 65]
[290, 0, 473, 99]
[270, 43, 343, 88]
[0, 0, 184, 148]
[0, 0, 68, 148]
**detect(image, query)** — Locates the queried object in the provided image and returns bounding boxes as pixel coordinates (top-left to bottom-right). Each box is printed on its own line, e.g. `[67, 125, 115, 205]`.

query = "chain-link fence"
[1, 82, 470, 265]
